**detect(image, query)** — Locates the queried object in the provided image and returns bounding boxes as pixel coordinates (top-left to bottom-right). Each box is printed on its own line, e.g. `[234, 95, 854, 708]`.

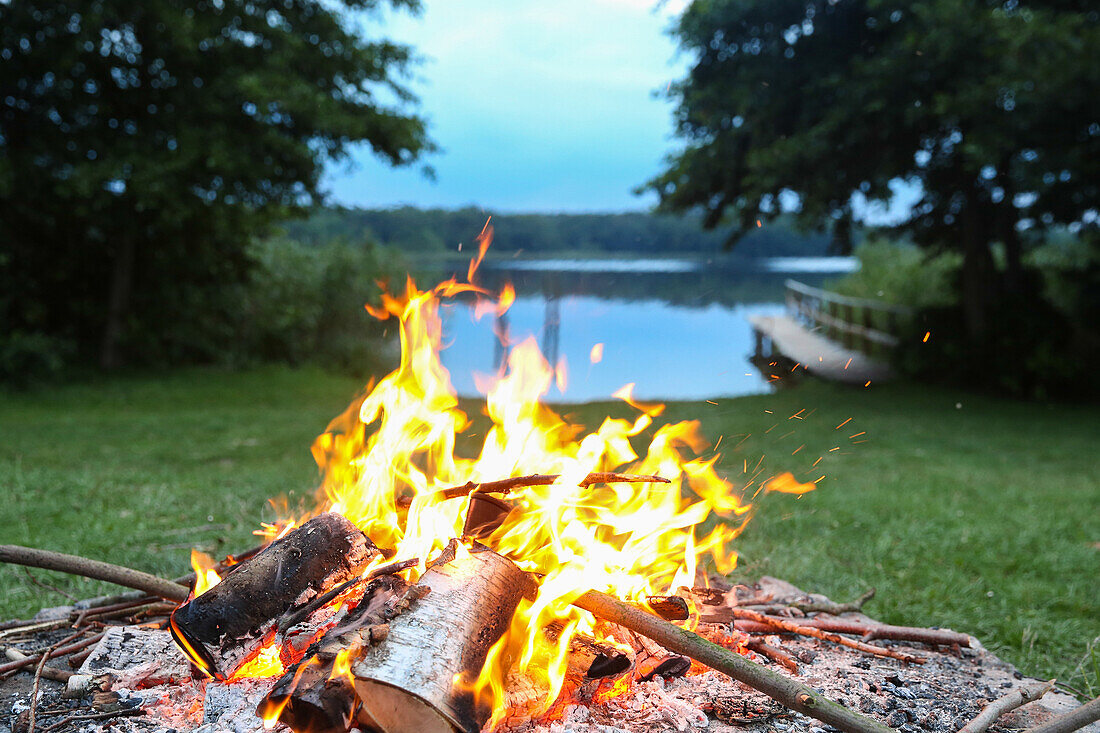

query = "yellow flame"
[287, 228, 813, 720]
[190, 549, 221, 598]
[329, 647, 355, 683]
[231, 641, 285, 680]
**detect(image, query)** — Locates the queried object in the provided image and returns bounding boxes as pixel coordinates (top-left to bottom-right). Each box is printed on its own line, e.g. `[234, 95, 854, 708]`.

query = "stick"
[28, 647, 51, 733]
[745, 638, 800, 674]
[3, 649, 73, 682]
[713, 614, 970, 648]
[1024, 695, 1100, 733]
[25, 634, 81, 733]
[276, 557, 420, 633]
[41, 708, 143, 733]
[0, 545, 189, 603]
[958, 680, 1054, 733]
[399, 472, 671, 505]
[729, 608, 925, 664]
[0, 633, 104, 676]
[572, 590, 892, 733]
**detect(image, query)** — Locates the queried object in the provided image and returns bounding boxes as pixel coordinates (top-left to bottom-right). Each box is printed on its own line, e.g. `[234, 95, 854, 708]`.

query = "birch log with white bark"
[352, 550, 533, 733]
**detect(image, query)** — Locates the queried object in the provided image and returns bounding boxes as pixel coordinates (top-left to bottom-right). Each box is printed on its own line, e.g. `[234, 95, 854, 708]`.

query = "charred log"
[170, 513, 378, 679]
[542, 622, 631, 680]
[258, 575, 414, 733]
[352, 549, 534, 733]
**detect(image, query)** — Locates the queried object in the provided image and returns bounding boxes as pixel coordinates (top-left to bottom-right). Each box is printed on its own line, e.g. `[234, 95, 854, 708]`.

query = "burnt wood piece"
[462, 492, 513, 538]
[627, 627, 692, 682]
[646, 595, 690, 621]
[169, 513, 378, 679]
[258, 575, 415, 733]
[542, 622, 631, 680]
[352, 549, 535, 733]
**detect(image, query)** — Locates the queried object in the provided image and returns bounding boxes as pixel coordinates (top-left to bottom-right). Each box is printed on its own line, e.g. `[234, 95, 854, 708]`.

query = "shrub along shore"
[0, 368, 1096, 696]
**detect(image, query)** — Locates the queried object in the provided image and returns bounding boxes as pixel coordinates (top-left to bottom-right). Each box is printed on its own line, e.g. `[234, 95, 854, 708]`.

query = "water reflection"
[421, 257, 854, 402]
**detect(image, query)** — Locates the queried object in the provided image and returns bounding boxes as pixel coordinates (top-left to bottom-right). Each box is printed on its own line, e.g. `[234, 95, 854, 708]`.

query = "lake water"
[422, 256, 856, 402]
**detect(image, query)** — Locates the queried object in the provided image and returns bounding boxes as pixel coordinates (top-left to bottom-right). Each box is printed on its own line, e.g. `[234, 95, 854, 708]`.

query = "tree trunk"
[99, 235, 136, 370]
[1001, 214, 1024, 296]
[960, 211, 997, 339]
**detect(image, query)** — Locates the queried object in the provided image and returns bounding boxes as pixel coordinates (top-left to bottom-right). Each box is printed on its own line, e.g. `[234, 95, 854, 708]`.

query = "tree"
[647, 0, 1099, 338]
[0, 0, 431, 370]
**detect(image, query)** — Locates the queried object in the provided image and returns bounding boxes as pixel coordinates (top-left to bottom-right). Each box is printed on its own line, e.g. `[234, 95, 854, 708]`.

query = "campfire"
[1, 228, 1094, 733]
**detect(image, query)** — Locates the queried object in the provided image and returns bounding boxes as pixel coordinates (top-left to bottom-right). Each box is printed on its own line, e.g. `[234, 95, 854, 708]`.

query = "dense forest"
[278, 206, 837, 257]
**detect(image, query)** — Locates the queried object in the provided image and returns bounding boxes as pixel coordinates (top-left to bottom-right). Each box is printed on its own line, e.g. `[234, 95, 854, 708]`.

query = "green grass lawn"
[1, 368, 1096, 696]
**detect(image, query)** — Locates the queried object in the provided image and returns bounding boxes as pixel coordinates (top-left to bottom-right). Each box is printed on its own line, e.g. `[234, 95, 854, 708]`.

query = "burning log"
[169, 513, 378, 679]
[351, 549, 534, 733]
[259, 574, 419, 733]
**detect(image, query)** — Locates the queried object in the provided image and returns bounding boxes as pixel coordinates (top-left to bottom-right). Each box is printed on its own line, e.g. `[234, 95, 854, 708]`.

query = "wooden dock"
[748, 280, 910, 385]
[748, 314, 892, 384]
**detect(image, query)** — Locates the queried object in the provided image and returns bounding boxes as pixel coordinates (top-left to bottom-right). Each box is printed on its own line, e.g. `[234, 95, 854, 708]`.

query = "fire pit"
[2, 233, 1097, 733]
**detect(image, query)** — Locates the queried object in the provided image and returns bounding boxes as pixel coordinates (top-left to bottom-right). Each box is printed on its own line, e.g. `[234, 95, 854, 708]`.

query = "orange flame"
[259, 227, 814, 721]
[190, 550, 221, 598]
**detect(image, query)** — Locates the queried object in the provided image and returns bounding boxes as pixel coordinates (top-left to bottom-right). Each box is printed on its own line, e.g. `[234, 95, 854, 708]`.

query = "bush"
[832, 233, 1098, 401]
[234, 238, 397, 375]
[0, 332, 73, 388]
[829, 236, 960, 308]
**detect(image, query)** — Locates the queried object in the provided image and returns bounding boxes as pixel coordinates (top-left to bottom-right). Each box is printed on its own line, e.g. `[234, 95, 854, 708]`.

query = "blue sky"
[324, 0, 690, 213]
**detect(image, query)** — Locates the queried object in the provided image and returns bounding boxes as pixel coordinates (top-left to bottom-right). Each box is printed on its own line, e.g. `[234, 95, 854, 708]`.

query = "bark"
[352, 550, 534, 733]
[169, 513, 378, 680]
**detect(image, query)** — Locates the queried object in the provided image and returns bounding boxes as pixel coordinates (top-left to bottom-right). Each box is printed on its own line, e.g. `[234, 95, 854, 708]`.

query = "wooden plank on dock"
[748, 314, 893, 385]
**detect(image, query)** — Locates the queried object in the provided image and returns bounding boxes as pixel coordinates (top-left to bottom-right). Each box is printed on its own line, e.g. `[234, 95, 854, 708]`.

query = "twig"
[0, 633, 104, 676]
[27, 633, 78, 733]
[791, 588, 875, 615]
[709, 612, 971, 648]
[41, 708, 143, 733]
[276, 557, 420, 633]
[1024, 694, 1100, 733]
[0, 619, 71, 640]
[0, 545, 189, 602]
[958, 680, 1054, 733]
[23, 569, 76, 601]
[3, 649, 73, 682]
[729, 608, 926, 664]
[398, 472, 671, 505]
[745, 638, 800, 674]
[573, 589, 892, 733]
